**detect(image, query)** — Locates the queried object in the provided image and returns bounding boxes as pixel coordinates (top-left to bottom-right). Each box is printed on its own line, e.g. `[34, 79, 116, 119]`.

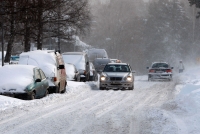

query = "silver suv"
[100, 63, 134, 90]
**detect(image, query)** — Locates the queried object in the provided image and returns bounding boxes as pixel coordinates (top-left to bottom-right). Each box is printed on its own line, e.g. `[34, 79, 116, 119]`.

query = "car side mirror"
[146, 67, 149, 69]
[59, 65, 65, 69]
[35, 79, 41, 83]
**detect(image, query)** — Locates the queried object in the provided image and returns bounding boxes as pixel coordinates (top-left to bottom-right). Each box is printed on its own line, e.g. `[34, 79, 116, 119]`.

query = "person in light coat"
[178, 60, 184, 73]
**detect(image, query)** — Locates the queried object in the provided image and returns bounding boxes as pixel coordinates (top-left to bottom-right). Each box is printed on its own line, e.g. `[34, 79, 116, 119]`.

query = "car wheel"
[100, 87, 105, 90]
[54, 86, 60, 93]
[128, 86, 134, 90]
[28, 91, 36, 100]
[61, 82, 67, 93]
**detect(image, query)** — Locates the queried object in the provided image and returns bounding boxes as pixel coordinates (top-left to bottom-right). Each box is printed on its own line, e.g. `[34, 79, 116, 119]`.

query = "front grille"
[110, 77, 122, 81]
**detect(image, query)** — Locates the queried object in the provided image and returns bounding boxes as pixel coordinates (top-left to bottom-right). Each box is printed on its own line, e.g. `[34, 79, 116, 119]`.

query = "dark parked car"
[93, 58, 111, 73]
[62, 52, 90, 82]
[0, 65, 49, 100]
[100, 63, 134, 90]
[147, 62, 173, 81]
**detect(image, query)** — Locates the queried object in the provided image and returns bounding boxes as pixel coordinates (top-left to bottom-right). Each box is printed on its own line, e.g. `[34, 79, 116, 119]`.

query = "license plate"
[156, 71, 163, 73]
[111, 81, 120, 84]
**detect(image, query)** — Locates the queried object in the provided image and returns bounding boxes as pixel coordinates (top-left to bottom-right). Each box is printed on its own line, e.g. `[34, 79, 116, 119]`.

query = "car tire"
[100, 87, 105, 90]
[128, 86, 134, 90]
[54, 86, 60, 93]
[61, 82, 67, 93]
[28, 91, 36, 100]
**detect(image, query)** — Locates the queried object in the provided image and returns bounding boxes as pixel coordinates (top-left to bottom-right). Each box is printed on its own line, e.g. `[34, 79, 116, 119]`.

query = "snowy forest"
[1, 0, 200, 74]
[84, 0, 200, 74]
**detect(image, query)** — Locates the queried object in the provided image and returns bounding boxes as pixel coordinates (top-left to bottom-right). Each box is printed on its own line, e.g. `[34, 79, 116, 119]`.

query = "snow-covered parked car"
[18, 50, 67, 94]
[62, 52, 90, 82]
[100, 63, 134, 90]
[65, 63, 81, 81]
[147, 62, 173, 81]
[0, 65, 49, 100]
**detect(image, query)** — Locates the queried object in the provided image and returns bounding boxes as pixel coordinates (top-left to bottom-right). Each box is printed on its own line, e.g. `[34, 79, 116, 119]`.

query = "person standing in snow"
[178, 60, 184, 73]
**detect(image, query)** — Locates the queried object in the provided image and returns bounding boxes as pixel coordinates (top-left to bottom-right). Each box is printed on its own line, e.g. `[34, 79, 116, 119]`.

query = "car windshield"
[152, 63, 169, 68]
[103, 65, 130, 72]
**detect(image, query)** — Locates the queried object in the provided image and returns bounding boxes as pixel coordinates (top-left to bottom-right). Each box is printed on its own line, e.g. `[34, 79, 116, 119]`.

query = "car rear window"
[94, 59, 111, 65]
[152, 63, 169, 68]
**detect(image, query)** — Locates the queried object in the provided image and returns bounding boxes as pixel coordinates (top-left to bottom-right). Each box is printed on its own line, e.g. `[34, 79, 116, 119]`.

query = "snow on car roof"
[62, 52, 86, 55]
[19, 50, 57, 77]
[107, 63, 128, 65]
[152, 62, 168, 64]
[62, 54, 85, 70]
[0, 65, 35, 93]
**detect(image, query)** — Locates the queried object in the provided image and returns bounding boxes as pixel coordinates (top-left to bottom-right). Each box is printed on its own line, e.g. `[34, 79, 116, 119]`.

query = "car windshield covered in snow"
[103, 65, 130, 72]
[151, 63, 169, 68]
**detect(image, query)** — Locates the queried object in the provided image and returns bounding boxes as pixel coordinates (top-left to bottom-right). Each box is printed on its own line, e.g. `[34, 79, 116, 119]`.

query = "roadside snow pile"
[160, 66, 200, 134]
[0, 81, 96, 111]
[0, 95, 26, 110]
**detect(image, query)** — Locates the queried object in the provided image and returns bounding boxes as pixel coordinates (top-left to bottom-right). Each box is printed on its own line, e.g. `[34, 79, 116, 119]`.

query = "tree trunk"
[37, 13, 43, 50]
[5, 7, 15, 63]
[24, 21, 31, 52]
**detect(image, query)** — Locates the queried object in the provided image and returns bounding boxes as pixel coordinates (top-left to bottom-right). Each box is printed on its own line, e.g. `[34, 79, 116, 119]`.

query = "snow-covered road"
[0, 75, 183, 134]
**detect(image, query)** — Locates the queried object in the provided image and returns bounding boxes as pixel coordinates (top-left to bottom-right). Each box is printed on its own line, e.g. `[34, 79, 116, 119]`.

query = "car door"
[39, 69, 49, 96]
[34, 68, 44, 98]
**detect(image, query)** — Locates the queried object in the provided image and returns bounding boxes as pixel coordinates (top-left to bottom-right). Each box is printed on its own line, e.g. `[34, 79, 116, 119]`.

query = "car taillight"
[53, 77, 57, 81]
[84, 70, 87, 75]
[149, 69, 155, 73]
[166, 69, 172, 73]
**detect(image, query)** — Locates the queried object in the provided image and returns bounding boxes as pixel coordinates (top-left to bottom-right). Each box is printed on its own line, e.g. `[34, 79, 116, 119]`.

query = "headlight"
[126, 76, 132, 81]
[101, 76, 106, 81]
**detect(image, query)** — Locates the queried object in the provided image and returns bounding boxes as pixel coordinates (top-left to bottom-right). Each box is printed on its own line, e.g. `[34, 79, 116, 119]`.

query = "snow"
[0, 65, 35, 93]
[18, 50, 57, 86]
[62, 54, 85, 71]
[65, 63, 76, 80]
[0, 65, 200, 133]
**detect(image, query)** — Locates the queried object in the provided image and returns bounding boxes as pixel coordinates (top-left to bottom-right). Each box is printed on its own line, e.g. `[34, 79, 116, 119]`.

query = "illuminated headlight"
[101, 76, 106, 81]
[126, 76, 132, 81]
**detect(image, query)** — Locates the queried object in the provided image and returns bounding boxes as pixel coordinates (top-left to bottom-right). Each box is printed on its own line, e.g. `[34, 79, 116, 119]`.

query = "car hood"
[0, 65, 34, 93]
[104, 72, 130, 77]
[0, 80, 33, 93]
